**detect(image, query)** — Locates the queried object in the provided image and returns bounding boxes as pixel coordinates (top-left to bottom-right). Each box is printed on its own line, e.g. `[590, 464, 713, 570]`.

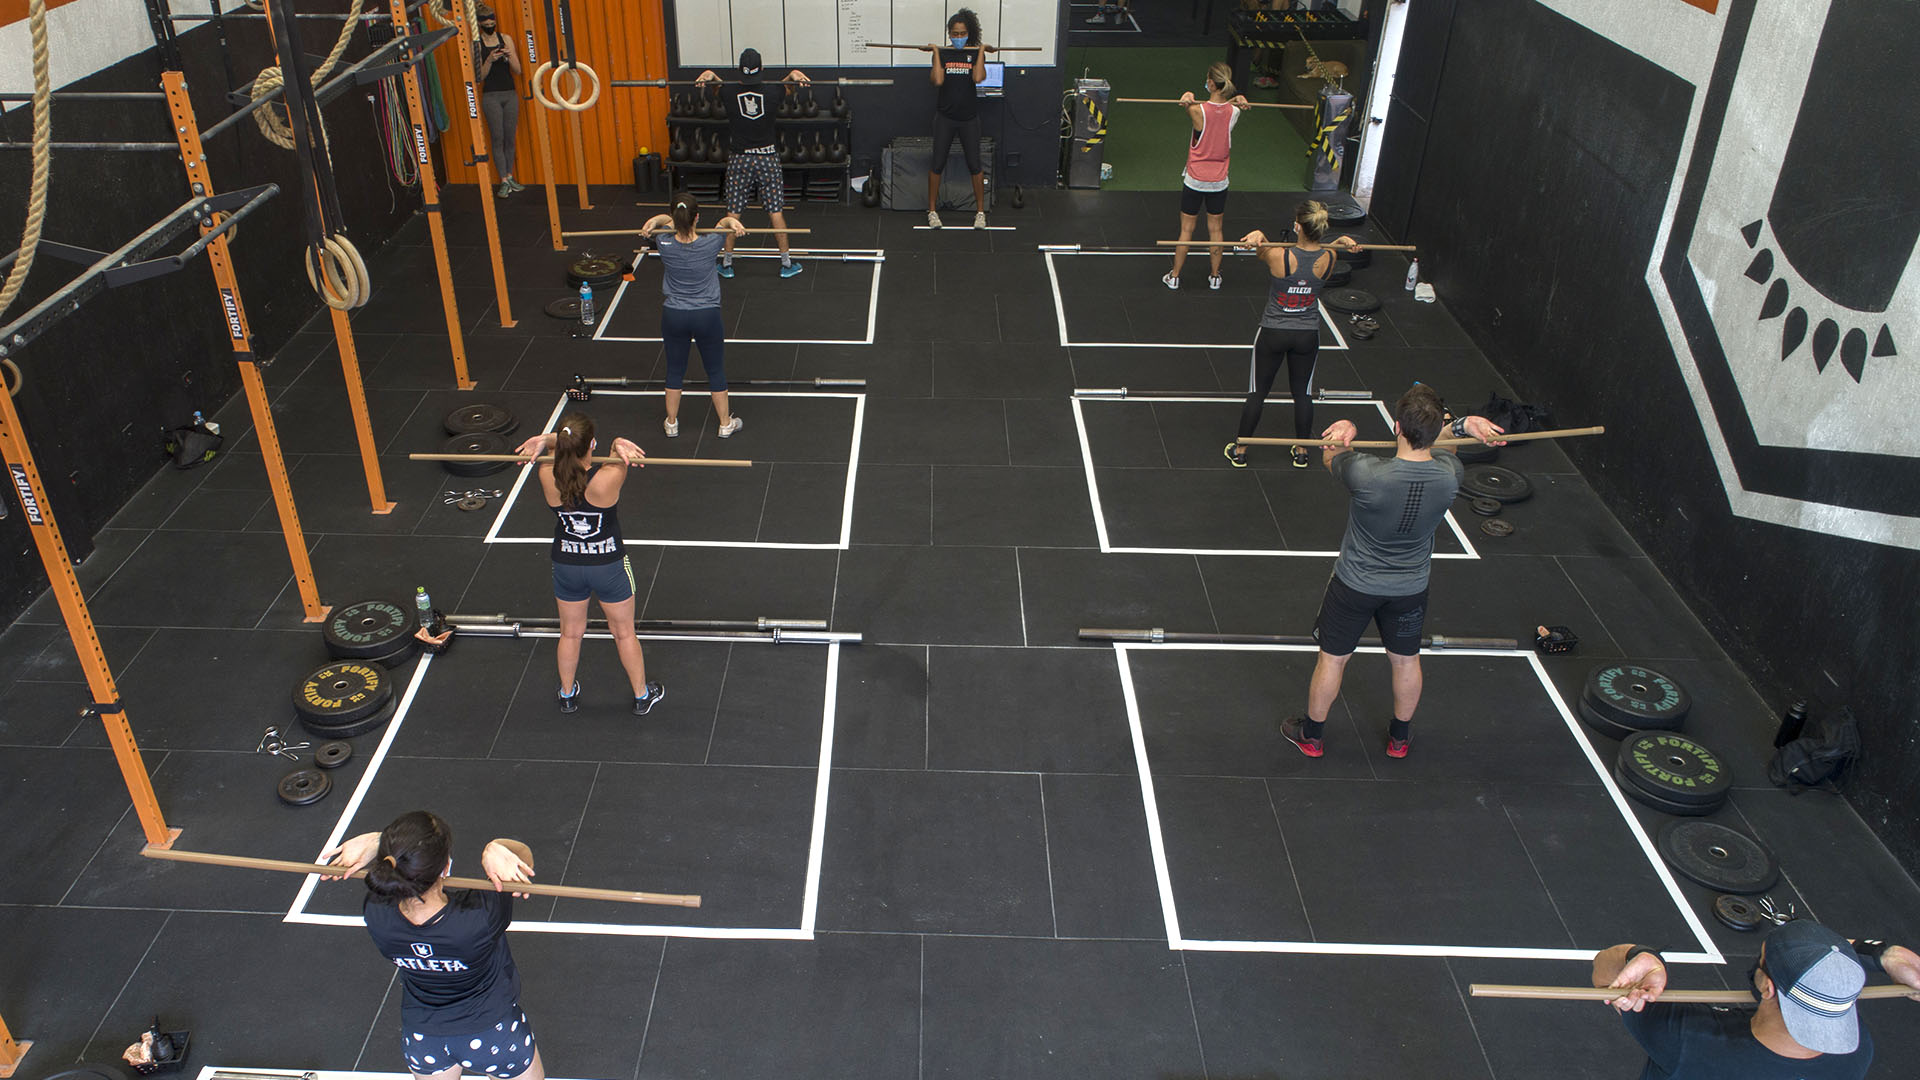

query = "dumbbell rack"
[663, 105, 854, 205]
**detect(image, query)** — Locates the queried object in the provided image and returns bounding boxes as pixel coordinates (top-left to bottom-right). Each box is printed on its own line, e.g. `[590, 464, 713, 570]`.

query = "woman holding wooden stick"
[640, 193, 747, 439]
[322, 812, 548, 1080]
[514, 414, 664, 715]
[1164, 62, 1250, 292]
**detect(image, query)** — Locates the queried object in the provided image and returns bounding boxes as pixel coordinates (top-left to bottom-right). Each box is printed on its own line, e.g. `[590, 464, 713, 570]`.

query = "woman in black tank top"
[1225, 200, 1361, 469]
[515, 413, 664, 716]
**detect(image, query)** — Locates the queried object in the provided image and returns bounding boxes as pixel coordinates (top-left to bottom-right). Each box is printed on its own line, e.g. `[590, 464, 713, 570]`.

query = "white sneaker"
[973, 211, 987, 229]
[927, 210, 943, 228]
[1162, 272, 1179, 290]
[663, 416, 679, 437]
[1208, 274, 1223, 291]
[717, 415, 744, 438]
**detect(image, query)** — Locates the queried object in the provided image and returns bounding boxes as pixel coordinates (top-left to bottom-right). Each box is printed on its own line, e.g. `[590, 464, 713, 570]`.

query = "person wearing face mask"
[1594, 922, 1920, 1078]
[473, 5, 524, 198]
[925, 8, 990, 229]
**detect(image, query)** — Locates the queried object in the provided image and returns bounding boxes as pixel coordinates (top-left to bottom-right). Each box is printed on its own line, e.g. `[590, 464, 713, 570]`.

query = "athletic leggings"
[481, 90, 519, 177]
[662, 306, 727, 391]
[1237, 326, 1320, 439]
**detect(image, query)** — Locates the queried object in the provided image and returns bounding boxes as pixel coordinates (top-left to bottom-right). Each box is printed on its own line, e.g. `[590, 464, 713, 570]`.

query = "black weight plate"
[366, 632, 421, 669]
[456, 495, 489, 511]
[1459, 464, 1533, 503]
[1321, 287, 1381, 314]
[1659, 820, 1779, 894]
[294, 660, 394, 725]
[323, 598, 416, 660]
[1480, 518, 1514, 537]
[1577, 697, 1640, 741]
[1326, 203, 1367, 226]
[1469, 497, 1502, 517]
[1613, 762, 1717, 816]
[545, 296, 584, 320]
[314, 740, 353, 769]
[299, 694, 397, 740]
[440, 432, 510, 478]
[1712, 893, 1767, 932]
[565, 256, 625, 288]
[1454, 442, 1500, 465]
[278, 767, 333, 806]
[1585, 663, 1691, 730]
[1326, 264, 1352, 287]
[1619, 731, 1730, 806]
[1336, 246, 1371, 269]
[444, 402, 518, 437]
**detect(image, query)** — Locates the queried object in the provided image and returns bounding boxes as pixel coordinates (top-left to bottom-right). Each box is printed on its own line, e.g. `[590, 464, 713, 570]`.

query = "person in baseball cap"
[738, 47, 762, 81]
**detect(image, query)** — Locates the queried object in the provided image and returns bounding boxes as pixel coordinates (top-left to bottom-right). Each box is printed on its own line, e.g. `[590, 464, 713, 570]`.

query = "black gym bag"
[1472, 392, 1553, 435]
[161, 420, 223, 469]
[1767, 705, 1861, 792]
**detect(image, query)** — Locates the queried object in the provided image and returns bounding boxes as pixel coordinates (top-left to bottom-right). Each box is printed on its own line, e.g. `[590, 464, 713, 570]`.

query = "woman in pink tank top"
[1165, 61, 1251, 291]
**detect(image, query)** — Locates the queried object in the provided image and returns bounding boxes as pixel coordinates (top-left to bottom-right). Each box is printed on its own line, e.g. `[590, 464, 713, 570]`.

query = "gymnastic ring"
[530, 61, 559, 110]
[305, 236, 369, 310]
[1, 357, 22, 397]
[337, 235, 372, 308]
[207, 210, 239, 248]
[546, 62, 600, 112]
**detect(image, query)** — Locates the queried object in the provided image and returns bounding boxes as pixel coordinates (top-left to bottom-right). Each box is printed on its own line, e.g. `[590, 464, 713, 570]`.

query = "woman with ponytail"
[1164, 61, 1250, 291]
[514, 413, 664, 715]
[641, 195, 748, 439]
[322, 812, 547, 1080]
[1226, 201, 1361, 469]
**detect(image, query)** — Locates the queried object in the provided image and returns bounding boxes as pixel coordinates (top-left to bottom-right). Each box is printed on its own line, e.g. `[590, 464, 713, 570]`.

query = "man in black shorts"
[1282, 384, 1501, 759]
[1596, 922, 1920, 1078]
[696, 50, 809, 279]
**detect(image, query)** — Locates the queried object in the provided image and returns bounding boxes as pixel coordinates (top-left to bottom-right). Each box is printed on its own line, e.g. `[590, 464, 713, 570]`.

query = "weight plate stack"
[1326, 264, 1353, 288]
[1617, 731, 1730, 812]
[299, 693, 398, 741]
[1336, 246, 1372, 270]
[440, 432, 511, 477]
[278, 767, 333, 806]
[1582, 663, 1690, 737]
[1321, 287, 1381, 315]
[294, 660, 394, 738]
[1460, 465, 1533, 503]
[1612, 761, 1716, 816]
[1455, 443, 1500, 465]
[566, 255, 625, 289]
[323, 598, 416, 660]
[443, 402, 519, 438]
[1659, 820, 1780, 894]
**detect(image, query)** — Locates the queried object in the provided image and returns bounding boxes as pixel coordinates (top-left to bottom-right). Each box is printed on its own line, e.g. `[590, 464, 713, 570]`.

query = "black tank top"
[1260, 247, 1335, 331]
[550, 465, 625, 565]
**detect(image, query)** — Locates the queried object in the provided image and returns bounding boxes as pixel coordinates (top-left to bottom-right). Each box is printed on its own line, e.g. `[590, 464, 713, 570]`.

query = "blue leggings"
[662, 306, 726, 391]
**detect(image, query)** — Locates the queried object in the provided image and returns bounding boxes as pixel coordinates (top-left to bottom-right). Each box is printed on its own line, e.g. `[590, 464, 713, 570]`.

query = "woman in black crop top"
[515, 413, 664, 716]
[324, 811, 545, 1080]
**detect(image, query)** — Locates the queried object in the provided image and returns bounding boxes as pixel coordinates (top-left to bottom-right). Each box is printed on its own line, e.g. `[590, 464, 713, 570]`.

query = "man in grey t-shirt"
[1281, 384, 1503, 760]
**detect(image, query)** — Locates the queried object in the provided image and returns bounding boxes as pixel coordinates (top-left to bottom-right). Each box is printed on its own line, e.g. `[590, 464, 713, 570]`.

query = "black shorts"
[1179, 184, 1227, 216]
[1312, 574, 1428, 657]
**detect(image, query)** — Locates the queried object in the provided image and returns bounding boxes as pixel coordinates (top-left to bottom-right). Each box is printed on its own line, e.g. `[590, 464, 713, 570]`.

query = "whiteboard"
[675, 1, 1059, 69]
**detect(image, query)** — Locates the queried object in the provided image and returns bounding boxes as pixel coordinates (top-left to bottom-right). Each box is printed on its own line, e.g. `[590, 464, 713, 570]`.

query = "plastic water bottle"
[415, 585, 432, 626]
[578, 281, 595, 327]
[1405, 258, 1420, 291]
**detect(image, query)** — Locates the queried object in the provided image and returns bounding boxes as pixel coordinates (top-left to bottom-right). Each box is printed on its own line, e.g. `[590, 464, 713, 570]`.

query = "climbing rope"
[0, 0, 53, 322]
[249, 0, 366, 150]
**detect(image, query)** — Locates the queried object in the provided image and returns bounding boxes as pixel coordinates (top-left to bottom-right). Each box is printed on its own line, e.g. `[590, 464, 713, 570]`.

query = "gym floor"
[3, 184, 1918, 1080]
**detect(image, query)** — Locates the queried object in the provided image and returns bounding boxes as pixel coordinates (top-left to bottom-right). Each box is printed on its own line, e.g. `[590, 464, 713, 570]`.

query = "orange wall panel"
[432, 0, 669, 187]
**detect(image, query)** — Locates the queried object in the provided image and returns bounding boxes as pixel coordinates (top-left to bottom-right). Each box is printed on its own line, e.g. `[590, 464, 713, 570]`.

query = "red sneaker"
[1386, 735, 1409, 759]
[1280, 716, 1324, 758]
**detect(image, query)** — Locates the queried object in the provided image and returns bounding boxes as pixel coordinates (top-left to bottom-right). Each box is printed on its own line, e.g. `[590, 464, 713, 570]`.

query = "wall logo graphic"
[1653, 0, 1918, 547]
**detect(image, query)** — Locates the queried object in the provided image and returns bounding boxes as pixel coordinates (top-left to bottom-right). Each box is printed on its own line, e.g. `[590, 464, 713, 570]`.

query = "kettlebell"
[669, 128, 687, 162]
[827, 135, 846, 163]
[776, 132, 791, 163]
[1010, 185, 1025, 209]
[668, 91, 684, 118]
[777, 95, 795, 119]
[861, 175, 882, 208]
[693, 93, 712, 119]
[831, 88, 848, 118]
[684, 130, 703, 163]
[710, 138, 728, 165]
[808, 133, 826, 163]
[707, 83, 726, 118]
[802, 88, 820, 118]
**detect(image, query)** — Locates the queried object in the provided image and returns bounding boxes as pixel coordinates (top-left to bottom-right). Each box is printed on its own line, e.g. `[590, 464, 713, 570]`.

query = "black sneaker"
[1291, 446, 1312, 469]
[558, 681, 581, 714]
[633, 681, 666, 716]
[1279, 716, 1325, 758]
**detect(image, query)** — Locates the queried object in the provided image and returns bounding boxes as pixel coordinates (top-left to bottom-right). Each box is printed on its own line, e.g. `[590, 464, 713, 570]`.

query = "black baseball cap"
[738, 48, 762, 79]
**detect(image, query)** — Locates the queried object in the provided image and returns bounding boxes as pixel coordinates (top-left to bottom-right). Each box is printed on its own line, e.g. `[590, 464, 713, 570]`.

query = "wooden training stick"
[866, 42, 1043, 52]
[142, 845, 702, 908]
[1154, 239, 1419, 251]
[1116, 96, 1313, 111]
[411, 452, 753, 468]
[560, 227, 810, 239]
[1470, 984, 1916, 1004]
[1238, 426, 1607, 450]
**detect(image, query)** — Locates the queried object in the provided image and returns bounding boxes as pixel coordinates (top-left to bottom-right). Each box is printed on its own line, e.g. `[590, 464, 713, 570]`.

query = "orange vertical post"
[162, 72, 329, 620]
[389, 0, 477, 387]
[0, 1010, 32, 1078]
[449, 0, 517, 327]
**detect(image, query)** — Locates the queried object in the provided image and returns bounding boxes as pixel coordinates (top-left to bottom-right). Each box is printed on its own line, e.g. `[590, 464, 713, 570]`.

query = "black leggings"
[1238, 327, 1320, 438]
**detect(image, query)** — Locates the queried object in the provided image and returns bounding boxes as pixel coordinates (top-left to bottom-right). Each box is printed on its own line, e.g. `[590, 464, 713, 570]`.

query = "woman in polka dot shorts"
[324, 811, 546, 1080]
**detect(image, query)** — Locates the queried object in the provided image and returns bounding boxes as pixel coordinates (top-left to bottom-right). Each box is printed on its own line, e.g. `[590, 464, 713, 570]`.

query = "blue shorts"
[403, 1007, 536, 1077]
[552, 555, 635, 603]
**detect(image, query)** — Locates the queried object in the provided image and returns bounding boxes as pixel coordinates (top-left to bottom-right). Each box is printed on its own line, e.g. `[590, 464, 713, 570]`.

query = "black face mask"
[480, 22, 497, 33]
[1747, 960, 1766, 1003]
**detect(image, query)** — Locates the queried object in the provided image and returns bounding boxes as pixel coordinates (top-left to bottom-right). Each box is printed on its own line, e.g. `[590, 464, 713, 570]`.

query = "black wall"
[0, 16, 425, 625]
[660, 5, 1068, 190]
[1384, 0, 1920, 871]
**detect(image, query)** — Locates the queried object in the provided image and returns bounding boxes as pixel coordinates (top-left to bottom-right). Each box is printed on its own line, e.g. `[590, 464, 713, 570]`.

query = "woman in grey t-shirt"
[641, 195, 747, 439]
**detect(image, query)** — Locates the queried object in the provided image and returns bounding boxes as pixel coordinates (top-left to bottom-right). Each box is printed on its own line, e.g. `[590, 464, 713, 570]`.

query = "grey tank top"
[1260, 247, 1336, 331]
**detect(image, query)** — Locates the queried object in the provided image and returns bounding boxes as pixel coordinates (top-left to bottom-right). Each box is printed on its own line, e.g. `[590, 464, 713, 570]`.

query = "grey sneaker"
[495, 182, 513, 198]
[633, 681, 666, 716]
[663, 416, 679, 437]
[973, 211, 987, 229]
[717, 415, 744, 438]
[927, 210, 943, 228]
